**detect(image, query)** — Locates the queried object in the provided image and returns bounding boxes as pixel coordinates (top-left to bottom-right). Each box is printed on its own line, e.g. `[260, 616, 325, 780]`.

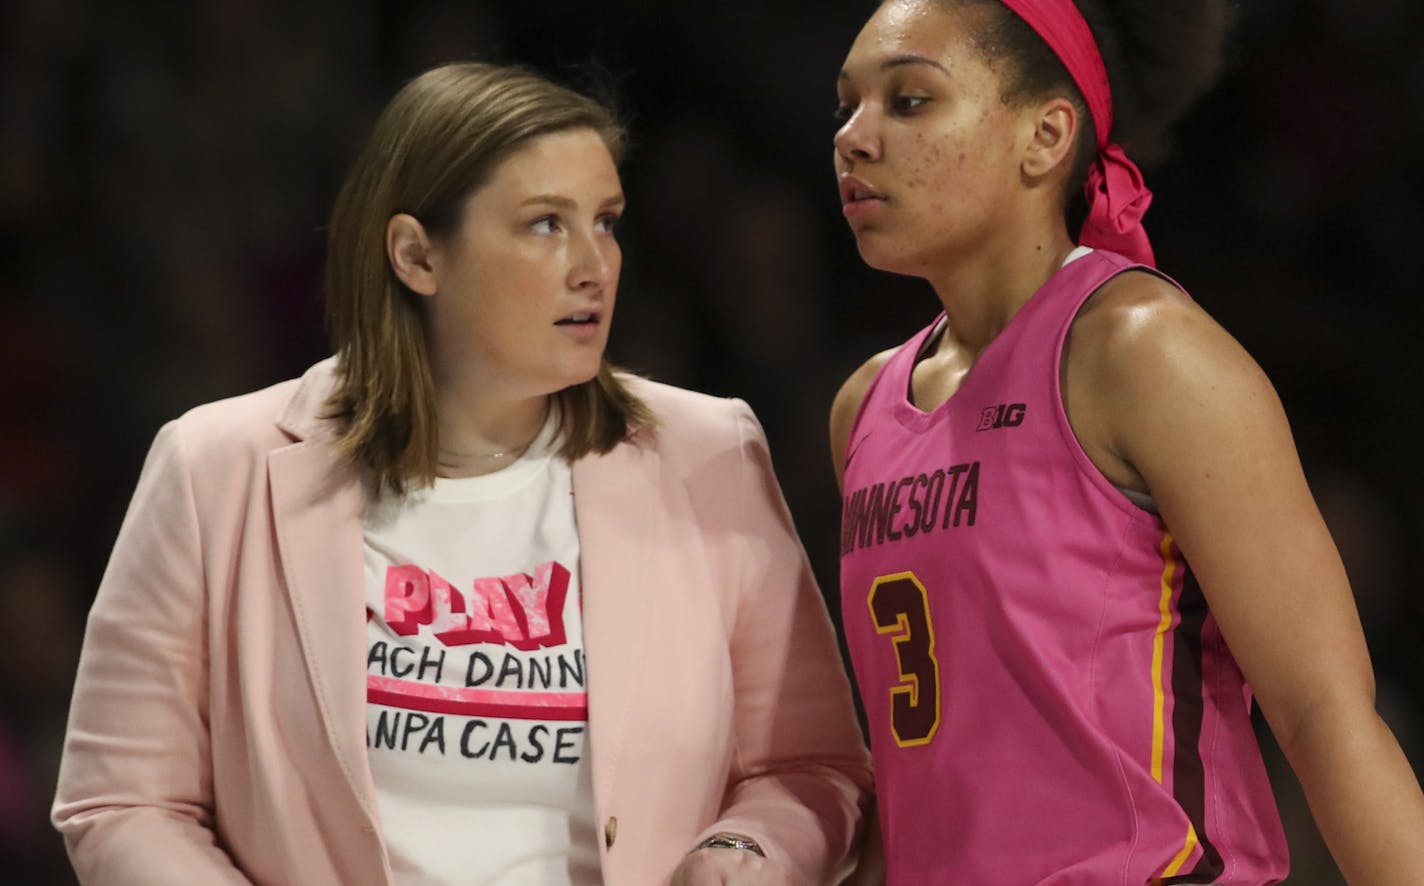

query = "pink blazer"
[53, 359, 872, 885]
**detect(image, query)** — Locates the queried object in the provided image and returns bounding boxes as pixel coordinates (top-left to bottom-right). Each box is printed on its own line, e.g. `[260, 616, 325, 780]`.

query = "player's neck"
[926, 228, 1076, 356]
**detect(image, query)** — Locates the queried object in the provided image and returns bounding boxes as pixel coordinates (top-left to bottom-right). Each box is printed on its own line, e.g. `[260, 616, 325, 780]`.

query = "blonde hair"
[324, 62, 654, 495]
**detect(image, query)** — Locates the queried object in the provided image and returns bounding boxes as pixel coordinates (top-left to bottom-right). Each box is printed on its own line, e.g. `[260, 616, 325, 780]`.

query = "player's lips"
[839, 174, 886, 219]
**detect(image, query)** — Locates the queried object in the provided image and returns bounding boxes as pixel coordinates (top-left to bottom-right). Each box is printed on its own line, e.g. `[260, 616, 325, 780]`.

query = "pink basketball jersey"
[840, 250, 1288, 884]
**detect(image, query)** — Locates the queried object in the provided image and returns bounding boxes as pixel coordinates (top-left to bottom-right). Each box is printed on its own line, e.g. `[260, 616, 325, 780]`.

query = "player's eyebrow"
[838, 53, 951, 80]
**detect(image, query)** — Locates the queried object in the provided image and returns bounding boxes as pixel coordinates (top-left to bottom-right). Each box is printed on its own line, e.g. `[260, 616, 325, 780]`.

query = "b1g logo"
[977, 402, 1026, 431]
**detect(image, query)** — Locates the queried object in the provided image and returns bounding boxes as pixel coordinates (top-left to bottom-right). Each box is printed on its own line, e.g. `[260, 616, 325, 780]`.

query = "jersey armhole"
[1051, 266, 1181, 525]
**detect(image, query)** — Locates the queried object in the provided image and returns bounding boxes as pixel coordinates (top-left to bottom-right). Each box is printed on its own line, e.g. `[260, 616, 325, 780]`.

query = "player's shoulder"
[830, 347, 901, 484]
[1072, 268, 1270, 415]
[1074, 269, 1231, 370]
[832, 347, 899, 437]
[1076, 268, 1198, 336]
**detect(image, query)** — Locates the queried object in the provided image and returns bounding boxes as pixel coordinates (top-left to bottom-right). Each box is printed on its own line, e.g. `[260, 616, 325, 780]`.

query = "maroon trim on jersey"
[1165, 564, 1225, 883]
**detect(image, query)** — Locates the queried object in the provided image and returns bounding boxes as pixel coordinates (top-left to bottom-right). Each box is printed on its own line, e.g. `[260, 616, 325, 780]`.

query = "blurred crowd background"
[3, 0, 1422, 882]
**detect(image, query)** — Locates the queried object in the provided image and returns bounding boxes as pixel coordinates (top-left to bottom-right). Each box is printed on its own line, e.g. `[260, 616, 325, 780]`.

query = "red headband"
[998, 0, 1155, 266]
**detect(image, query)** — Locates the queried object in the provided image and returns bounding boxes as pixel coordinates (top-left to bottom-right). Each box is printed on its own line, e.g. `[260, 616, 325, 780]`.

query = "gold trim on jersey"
[1149, 534, 1200, 880]
[1150, 533, 1177, 783]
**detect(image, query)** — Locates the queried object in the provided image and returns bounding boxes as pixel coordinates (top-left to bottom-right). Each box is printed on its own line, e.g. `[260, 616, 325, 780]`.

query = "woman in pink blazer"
[53, 62, 872, 885]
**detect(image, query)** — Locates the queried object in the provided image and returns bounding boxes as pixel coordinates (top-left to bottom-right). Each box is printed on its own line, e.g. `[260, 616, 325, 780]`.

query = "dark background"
[3, 1, 1422, 882]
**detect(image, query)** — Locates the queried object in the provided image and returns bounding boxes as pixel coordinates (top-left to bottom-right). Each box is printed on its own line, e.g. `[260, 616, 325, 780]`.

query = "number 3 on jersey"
[868, 572, 941, 747]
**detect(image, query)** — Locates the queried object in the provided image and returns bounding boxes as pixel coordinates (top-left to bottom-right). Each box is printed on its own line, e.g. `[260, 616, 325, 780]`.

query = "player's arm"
[1072, 273, 1424, 884]
[830, 349, 898, 491]
[827, 351, 897, 886]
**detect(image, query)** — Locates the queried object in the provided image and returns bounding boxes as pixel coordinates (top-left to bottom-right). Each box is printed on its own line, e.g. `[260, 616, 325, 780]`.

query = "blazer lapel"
[573, 436, 659, 813]
[267, 364, 381, 830]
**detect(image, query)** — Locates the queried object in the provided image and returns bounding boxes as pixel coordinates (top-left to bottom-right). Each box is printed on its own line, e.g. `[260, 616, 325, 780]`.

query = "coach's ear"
[387, 213, 438, 296]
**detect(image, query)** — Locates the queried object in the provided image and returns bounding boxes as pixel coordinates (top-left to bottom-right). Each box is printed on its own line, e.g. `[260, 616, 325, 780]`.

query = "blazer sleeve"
[694, 401, 874, 883]
[52, 420, 252, 884]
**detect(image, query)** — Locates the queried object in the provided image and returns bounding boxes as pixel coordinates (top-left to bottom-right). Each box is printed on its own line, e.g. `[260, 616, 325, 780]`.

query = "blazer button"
[604, 816, 618, 849]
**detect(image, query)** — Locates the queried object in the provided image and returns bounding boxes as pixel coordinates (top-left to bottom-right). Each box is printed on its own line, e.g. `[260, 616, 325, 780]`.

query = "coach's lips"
[554, 309, 600, 326]
[553, 307, 603, 342]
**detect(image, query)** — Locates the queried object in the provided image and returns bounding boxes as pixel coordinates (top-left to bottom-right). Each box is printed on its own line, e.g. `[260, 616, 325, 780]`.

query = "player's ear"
[1021, 96, 1077, 181]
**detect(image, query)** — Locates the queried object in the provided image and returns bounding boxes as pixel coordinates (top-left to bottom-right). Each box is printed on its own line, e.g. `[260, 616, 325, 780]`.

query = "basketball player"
[830, 0, 1424, 881]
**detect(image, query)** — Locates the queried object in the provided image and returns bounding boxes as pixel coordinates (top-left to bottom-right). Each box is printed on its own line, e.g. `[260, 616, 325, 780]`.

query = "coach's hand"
[669, 833, 789, 886]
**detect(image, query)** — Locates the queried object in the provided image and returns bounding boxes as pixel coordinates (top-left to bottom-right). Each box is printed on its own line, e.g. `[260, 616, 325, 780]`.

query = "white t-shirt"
[362, 415, 599, 885]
